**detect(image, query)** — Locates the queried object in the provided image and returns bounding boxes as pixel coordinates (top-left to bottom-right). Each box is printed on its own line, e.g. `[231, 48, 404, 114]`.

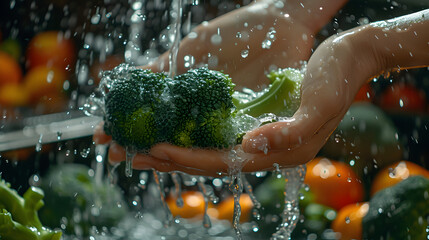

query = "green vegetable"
[234, 68, 302, 118]
[253, 175, 336, 239]
[0, 178, 62, 240]
[102, 64, 302, 151]
[38, 164, 128, 236]
[321, 102, 403, 179]
[362, 175, 429, 240]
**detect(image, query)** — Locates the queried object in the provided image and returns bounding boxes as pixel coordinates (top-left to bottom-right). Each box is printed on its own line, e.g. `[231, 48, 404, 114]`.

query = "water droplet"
[125, 147, 136, 178]
[241, 49, 249, 58]
[345, 216, 351, 224]
[210, 34, 222, 45]
[262, 39, 272, 49]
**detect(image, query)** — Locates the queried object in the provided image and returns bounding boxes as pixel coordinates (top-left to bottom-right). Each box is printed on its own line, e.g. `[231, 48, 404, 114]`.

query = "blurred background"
[0, 0, 428, 239]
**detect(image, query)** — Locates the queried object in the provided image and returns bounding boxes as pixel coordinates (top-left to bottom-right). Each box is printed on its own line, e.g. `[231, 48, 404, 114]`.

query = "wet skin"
[94, 0, 429, 176]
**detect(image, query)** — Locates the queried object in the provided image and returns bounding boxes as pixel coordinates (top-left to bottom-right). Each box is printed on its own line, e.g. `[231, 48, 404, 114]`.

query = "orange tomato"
[370, 161, 429, 196]
[354, 83, 374, 102]
[166, 191, 207, 219]
[23, 66, 66, 103]
[26, 31, 75, 71]
[304, 157, 365, 211]
[0, 84, 29, 107]
[0, 51, 22, 86]
[210, 194, 254, 223]
[331, 202, 369, 240]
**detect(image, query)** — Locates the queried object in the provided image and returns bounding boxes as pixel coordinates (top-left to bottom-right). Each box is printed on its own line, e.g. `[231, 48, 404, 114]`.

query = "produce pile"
[0, 31, 75, 115]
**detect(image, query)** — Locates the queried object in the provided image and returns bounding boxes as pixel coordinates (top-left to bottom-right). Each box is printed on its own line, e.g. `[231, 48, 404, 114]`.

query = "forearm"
[350, 9, 429, 88]
[255, 0, 349, 32]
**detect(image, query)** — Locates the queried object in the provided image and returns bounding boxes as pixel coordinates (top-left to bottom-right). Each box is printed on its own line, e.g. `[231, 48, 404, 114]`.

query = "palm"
[96, 1, 348, 176]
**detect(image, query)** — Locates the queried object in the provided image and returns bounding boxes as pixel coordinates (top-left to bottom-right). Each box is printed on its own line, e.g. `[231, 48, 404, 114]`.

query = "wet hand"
[93, 0, 350, 176]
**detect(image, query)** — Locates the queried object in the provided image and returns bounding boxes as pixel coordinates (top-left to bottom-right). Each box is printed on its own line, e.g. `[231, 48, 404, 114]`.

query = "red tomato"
[304, 157, 365, 211]
[354, 83, 374, 102]
[26, 31, 75, 71]
[378, 83, 426, 113]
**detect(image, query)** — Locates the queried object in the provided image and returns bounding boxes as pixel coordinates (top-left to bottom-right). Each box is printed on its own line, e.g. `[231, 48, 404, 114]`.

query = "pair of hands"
[94, 1, 429, 176]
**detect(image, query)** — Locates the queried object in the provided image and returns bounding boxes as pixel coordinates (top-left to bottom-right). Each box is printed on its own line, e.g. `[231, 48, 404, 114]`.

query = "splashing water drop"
[229, 171, 243, 239]
[241, 49, 249, 58]
[35, 134, 43, 152]
[153, 170, 173, 227]
[210, 34, 222, 45]
[271, 165, 306, 240]
[125, 147, 136, 178]
[171, 172, 184, 207]
[168, 0, 183, 78]
[262, 39, 272, 49]
[94, 145, 107, 186]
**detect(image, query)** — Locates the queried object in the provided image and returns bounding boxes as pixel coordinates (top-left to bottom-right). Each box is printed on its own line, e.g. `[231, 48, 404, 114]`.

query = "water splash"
[152, 170, 174, 227]
[125, 147, 136, 178]
[271, 165, 307, 240]
[171, 172, 184, 207]
[229, 169, 244, 239]
[94, 144, 107, 186]
[168, 0, 183, 78]
[197, 179, 212, 228]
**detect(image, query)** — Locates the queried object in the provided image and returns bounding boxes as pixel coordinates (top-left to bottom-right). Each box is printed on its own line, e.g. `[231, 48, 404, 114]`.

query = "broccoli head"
[169, 67, 236, 148]
[103, 64, 171, 150]
[101, 64, 302, 151]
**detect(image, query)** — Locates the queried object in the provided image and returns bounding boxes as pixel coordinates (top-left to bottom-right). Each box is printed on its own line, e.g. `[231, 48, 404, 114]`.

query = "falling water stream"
[81, 0, 308, 239]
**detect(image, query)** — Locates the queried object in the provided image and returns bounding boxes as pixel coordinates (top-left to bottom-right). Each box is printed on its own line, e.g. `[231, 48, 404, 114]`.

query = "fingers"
[107, 142, 223, 176]
[150, 143, 229, 174]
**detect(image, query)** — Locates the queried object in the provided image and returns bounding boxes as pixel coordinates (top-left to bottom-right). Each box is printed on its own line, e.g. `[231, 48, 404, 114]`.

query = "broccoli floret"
[0, 178, 62, 240]
[362, 175, 429, 240]
[170, 68, 236, 148]
[102, 64, 302, 151]
[103, 64, 171, 150]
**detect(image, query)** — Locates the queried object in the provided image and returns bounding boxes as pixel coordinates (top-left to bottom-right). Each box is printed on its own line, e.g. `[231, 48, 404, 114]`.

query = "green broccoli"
[38, 164, 128, 237]
[362, 175, 429, 240]
[0, 178, 62, 240]
[103, 64, 171, 150]
[102, 64, 303, 151]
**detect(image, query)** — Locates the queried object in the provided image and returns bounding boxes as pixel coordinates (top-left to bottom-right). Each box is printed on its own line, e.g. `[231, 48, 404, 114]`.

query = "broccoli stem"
[0, 179, 62, 240]
[234, 68, 303, 118]
[0, 210, 39, 240]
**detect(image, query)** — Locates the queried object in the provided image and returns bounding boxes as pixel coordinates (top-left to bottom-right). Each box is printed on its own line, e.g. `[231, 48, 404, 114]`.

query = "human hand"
[93, 0, 355, 176]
